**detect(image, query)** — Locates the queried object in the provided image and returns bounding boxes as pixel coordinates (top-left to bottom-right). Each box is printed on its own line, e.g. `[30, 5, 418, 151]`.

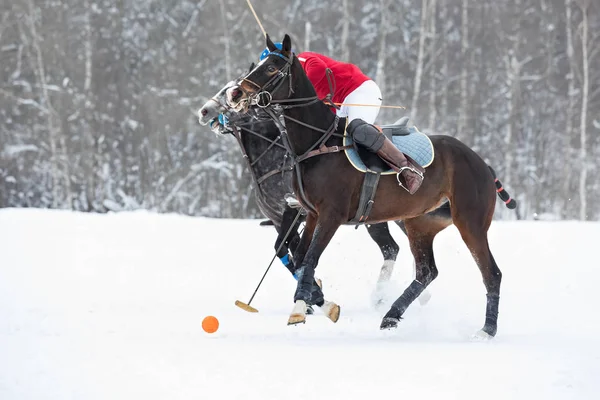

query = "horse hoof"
[306, 305, 314, 315]
[474, 324, 497, 339]
[287, 315, 306, 325]
[380, 317, 400, 330]
[315, 277, 323, 289]
[321, 300, 340, 323]
[288, 300, 307, 325]
[471, 329, 494, 341]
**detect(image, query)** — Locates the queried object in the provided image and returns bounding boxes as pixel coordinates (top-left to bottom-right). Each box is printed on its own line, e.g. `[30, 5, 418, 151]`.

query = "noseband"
[239, 51, 295, 108]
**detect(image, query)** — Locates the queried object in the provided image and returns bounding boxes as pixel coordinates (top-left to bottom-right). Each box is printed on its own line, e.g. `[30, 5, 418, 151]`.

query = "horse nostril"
[201, 108, 208, 116]
[232, 88, 242, 100]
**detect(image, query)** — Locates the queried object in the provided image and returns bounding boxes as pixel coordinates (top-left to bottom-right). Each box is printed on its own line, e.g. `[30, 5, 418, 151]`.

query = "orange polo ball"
[202, 316, 219, 333]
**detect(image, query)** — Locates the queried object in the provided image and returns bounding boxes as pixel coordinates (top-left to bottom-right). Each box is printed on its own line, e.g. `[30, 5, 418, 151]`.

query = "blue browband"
[259, 47, 271, 60]
[260, 49, 290, 61]
[259, 42, 294, 61]
[270, 52, 289, 61]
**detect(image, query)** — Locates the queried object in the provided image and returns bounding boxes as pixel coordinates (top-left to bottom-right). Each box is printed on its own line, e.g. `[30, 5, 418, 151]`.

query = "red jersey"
[296, 52, 371, 104]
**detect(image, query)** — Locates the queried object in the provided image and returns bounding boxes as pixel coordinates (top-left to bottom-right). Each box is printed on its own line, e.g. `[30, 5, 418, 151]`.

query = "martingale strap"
[262, 106, 318, 214]
[227, 112, 290, 187]
[230, 125, 286, 198]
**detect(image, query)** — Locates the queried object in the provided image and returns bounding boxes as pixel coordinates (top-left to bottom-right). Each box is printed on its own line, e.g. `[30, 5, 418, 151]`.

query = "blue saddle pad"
[343, 126, 434, 174]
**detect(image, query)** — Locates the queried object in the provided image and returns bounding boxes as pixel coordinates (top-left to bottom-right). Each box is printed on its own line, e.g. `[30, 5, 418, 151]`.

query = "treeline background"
[1, 0, 598, 220]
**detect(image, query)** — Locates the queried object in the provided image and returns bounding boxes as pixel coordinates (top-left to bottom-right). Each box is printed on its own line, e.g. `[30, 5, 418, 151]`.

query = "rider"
[258, 43, 424, 195]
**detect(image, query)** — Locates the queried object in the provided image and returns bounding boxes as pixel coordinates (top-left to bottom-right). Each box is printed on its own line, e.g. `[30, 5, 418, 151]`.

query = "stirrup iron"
[396, 166, 424, 193]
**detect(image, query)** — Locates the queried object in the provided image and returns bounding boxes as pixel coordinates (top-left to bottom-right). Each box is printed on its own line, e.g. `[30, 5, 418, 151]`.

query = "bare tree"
[457, 0, 470, 142]
[577, 0, 590, 220]
[374, 0, 392, 97]
[439, 0, 449, 132]
[304, 21, 311, 52]
[427, 0, 438, 130]
[340, 0, 350, 60]
[22, 0, 68, 207]
[219, 0, 232, 81]
[563, 0, 577, 218]
[410, 0, 429, 123]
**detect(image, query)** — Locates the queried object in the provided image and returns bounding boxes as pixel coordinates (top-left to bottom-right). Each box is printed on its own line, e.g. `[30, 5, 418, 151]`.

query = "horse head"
[198, 62, 257, 130]
[227, 34, 296, 112]
[197, 80, 236, 129]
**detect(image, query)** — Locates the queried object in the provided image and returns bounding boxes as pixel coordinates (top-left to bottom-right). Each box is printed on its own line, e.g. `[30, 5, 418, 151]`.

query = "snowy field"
[1, 208, 599, 400]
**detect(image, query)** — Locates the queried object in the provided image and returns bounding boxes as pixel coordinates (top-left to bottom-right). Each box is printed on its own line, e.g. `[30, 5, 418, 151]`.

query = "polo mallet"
[246, 0, 267, 38]
[235, 209, 303, 313]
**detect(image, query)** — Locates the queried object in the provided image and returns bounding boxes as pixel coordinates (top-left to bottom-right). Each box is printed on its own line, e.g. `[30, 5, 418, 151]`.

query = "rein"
[228, 107, 350, 190]
[227, 115, 288, 189]
[229, 51, 352, 214]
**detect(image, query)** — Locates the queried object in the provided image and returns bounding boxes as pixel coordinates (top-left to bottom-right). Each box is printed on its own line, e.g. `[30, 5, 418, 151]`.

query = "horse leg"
[450, 171, 502, 338]
[454, 222, 502, 339]
[380, 216, 449, 329]
[288, 212, 344, 325]
[275, 207, 303, 276]
[285, 212, 333, 314]
[365, 223, 399, 307]
[392, 221, 427, 305]
[274, 207, 318, 313]
[289, 211, 316, 267]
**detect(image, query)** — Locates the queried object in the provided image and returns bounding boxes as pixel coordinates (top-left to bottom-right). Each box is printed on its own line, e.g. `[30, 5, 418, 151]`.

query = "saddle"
[344, 117, 435, 225]
[379, 116, 411, 139]
[343, 117, 434, 174]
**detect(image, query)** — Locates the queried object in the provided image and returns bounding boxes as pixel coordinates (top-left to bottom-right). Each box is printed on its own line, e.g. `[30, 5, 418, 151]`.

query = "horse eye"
[267, 65, 276, 73]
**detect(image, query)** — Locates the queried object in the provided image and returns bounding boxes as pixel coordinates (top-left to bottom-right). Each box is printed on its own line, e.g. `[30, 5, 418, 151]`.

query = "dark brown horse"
[227, 34, 509, 339]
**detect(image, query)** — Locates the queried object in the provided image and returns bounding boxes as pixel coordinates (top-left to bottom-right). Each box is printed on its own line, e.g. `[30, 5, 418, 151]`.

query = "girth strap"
[349, 170, 382, 226]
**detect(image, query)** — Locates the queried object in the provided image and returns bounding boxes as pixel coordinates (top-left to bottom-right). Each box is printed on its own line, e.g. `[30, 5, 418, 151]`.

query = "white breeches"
[336, 80, 382, 125]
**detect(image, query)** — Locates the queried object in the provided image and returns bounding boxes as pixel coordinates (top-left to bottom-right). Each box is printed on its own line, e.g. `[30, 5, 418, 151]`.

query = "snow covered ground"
[1, 208, 599, 400]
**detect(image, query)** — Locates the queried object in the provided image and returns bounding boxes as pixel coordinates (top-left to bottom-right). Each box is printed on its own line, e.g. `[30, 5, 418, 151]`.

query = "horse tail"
[488, 166, 517, 210]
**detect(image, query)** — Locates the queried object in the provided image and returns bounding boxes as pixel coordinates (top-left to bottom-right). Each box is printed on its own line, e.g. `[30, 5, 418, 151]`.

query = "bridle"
[229, 50, 353, 214]
[238, 51, 295, 109]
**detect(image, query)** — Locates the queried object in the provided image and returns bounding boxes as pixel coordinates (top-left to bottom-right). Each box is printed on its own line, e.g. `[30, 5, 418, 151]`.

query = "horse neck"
[281, 71, 338, 155]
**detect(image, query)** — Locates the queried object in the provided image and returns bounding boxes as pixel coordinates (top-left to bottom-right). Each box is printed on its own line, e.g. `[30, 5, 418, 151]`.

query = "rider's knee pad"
[347, 118, 385, 152]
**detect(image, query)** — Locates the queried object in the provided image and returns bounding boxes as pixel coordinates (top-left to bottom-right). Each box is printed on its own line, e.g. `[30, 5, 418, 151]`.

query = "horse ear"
[266, 34, 276, 51]
[248, 62, 255, 72]
[282, 34, 292, 55]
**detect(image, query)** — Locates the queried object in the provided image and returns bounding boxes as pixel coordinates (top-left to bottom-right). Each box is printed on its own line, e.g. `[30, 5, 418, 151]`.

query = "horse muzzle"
[198, 97, 228, 125]
[226, 85, 254, 112]
[198, 105, 213, 125]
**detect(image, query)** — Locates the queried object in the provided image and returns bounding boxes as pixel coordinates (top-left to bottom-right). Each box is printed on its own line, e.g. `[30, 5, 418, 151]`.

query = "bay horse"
[227, 34, 512, 338]
[198, 79, 436, 319]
